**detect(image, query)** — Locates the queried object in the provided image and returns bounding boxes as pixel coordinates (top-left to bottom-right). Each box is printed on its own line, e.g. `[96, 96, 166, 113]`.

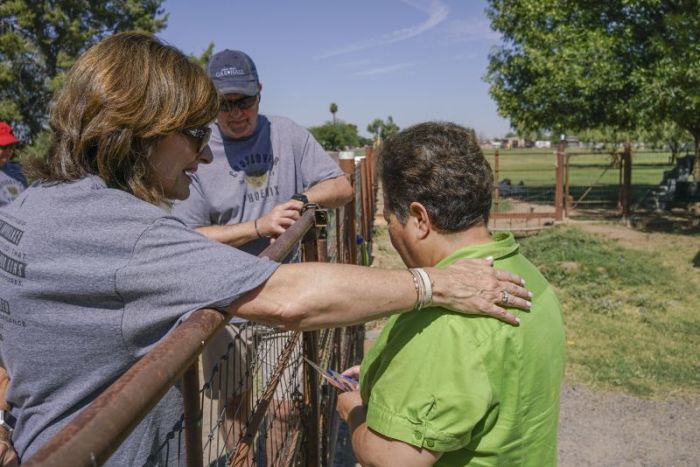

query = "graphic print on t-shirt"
[230, 152, 274, 187]
[222, 117, 282, 206]
[227, 152, 281, 205]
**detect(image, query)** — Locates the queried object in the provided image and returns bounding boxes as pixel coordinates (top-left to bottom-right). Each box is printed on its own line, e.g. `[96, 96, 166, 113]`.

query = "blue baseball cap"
[207, 49, 260, 96]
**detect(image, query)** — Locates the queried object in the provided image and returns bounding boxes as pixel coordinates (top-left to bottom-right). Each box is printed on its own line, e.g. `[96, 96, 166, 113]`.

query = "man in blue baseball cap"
[174, 49, 352, 251]
[172, 49, 353, 455]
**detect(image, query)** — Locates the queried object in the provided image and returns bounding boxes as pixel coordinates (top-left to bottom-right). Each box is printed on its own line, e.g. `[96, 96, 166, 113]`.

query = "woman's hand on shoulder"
[428, 257, 532, 325]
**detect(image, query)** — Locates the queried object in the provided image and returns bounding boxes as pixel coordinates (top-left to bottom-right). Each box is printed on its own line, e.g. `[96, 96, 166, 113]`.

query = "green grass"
[482, 149, 674, 187]
[519, 226, 700, 397]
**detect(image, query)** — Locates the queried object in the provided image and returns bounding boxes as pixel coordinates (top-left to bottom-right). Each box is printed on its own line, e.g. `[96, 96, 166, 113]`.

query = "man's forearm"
[196, 223, 258, 247]
[305, 175, 353, 208]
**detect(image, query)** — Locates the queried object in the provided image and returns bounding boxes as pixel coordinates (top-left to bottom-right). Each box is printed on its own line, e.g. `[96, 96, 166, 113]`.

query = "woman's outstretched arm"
[228, 258, 530, 330]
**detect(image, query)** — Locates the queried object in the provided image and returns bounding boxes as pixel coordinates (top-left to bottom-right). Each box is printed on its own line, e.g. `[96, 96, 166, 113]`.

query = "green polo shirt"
[360, 232, 565, 466]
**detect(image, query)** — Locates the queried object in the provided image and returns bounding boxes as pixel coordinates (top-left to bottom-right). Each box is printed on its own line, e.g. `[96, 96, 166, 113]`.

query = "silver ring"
[501, 290, 509, 305]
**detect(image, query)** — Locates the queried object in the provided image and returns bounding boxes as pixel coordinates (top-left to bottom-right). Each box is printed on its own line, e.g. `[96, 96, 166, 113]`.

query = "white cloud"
[353, 62, 415, 76]
[316, 0, 449, 59]
[337, 59, 374, 69]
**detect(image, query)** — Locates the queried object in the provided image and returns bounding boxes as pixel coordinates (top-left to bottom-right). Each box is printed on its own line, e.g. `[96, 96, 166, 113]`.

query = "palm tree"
[329, 102, 338, 125]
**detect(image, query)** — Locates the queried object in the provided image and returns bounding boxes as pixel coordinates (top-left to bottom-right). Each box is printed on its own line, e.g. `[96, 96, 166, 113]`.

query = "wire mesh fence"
[484, 148, 677, 230]
[486, 150, 561, 231]
[566, 150, 674, 211]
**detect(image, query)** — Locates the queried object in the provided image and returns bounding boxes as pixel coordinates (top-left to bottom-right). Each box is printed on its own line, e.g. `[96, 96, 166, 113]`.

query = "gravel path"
[559, 383, 699, 467]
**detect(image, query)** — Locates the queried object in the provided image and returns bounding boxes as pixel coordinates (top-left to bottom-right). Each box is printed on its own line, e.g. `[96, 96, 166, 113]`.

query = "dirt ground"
[356, 207, 700, 467]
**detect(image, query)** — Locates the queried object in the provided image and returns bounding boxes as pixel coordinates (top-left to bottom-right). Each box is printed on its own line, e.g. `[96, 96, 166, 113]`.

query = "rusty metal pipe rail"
[25, 208, 319, 467]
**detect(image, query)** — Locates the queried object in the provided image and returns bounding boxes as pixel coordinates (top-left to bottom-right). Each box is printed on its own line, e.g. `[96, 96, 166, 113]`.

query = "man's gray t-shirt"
[0, 176, 279, 465]
[172, 115, 345, 256]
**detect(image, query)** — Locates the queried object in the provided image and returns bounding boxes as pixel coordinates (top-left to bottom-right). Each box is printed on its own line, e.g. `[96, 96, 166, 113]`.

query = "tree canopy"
[0, 0, 168, 142]
[366, 116, 400, 142]
[485, 0, 700, 178]
[309, 120, 371, 151]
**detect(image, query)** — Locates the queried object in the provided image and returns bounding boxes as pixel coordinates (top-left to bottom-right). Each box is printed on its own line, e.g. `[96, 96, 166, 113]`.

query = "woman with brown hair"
[0, 32, 530, 465]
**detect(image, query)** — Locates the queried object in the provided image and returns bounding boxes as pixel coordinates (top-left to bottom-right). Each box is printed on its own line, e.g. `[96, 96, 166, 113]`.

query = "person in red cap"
[0, 122, 27, 207]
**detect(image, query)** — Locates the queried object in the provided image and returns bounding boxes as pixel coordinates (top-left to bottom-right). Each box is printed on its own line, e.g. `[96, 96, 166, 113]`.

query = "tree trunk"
[668, 140, 679, 165]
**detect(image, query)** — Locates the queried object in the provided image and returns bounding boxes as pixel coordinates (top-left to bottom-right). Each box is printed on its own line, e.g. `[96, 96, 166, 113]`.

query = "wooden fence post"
[619, 143, 632, 219]
[564, 152, 571, 217]
[367, 146, 378, 228]
[339, 152, 357, 265]
[182, 363, 203, 467]
[301, 227, 320, 467]
[359, 157, 370, 242]
[555, 145, 565, 221]
[494, 150, 500, 215]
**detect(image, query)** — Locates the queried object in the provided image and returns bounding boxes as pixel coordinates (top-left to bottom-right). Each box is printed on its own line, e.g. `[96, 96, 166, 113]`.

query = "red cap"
[0, 122, 19, 147]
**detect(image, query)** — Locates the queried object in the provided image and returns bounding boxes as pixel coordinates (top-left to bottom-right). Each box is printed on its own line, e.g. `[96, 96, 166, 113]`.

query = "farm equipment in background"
[642, 155, 699, 210]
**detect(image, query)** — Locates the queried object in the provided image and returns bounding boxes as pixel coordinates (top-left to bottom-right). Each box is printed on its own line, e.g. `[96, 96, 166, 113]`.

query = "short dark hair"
[379, 121, 493, 231]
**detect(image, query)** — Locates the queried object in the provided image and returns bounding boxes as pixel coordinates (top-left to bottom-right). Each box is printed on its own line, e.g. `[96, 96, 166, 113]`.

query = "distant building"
[564, 136, 581, 147]
[480, 139, 505, 150]
[504, 137, 534, 149]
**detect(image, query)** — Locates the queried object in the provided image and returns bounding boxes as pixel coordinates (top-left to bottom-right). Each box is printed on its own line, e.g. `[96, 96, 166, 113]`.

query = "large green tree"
[639, 5, 700, 176]
[0, 0, 168, 142]
[485, 0, 700, 179]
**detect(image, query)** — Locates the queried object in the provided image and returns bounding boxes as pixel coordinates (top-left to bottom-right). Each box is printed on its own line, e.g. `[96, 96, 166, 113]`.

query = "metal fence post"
[182, 362, 203, 467]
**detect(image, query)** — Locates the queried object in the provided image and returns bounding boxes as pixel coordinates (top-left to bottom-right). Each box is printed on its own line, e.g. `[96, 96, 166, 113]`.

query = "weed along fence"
[24, 148, 378, 467]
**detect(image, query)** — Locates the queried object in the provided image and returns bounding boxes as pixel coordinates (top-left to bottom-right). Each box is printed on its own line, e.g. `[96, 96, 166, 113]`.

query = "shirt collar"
[435, 232, 519, 268]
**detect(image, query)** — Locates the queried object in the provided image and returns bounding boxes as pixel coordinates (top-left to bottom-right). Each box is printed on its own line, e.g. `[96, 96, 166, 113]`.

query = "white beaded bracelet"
[409, 268, 433, 310]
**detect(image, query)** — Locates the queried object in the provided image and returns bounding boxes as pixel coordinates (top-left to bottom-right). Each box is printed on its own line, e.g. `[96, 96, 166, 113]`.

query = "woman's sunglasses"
[219, 94, 259, 113]
[181, 126, 212, 153]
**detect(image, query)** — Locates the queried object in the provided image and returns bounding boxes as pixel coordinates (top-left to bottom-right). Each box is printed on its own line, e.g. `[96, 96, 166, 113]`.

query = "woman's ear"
[408, 202, 432, 240]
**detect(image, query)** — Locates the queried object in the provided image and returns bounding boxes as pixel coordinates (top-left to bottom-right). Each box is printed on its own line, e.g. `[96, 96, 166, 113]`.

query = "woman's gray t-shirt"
[0, 176, 279, 465]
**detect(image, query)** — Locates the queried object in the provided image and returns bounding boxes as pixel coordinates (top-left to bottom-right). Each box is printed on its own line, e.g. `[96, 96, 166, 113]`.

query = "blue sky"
[158, 0, 512, 138]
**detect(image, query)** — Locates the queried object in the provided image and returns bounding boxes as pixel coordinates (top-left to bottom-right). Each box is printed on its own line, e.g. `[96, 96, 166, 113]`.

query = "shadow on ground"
[571, 207, 700, 236]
